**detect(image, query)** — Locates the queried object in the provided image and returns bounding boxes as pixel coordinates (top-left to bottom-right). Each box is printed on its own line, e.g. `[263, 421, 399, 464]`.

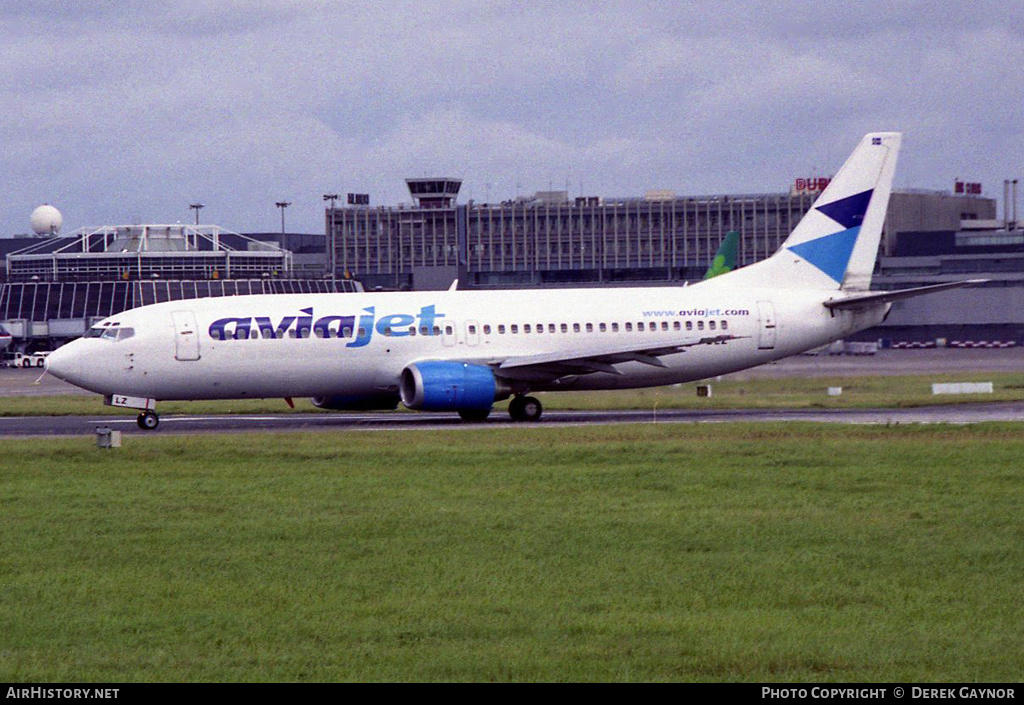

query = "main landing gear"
[508, 395, 542, 422]
[137, 410, 160, 430]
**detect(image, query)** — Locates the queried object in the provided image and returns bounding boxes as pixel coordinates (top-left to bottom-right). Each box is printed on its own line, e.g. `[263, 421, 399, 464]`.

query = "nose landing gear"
[137, 410, 160, 430]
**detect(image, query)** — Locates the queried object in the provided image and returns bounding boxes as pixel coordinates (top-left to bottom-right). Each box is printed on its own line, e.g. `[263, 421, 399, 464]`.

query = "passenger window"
[722, 320, 729, 330]
[561, 323, 568, 333]
[342, 327, 353, 338]
[358, 327, 367, 337]
[625, 323, 633, 332]
[444, 325, 454, 335]
[697, 321, 704, 330]
[511, 324, 519, 334]
[384, 327, 393, 336]
[709, 321, 716, 331]
[611, 323, 619, 332]
[409, 327, 416, 336]
[673, 321, 681, 331]
[524, 324, 531, 333]
[573, 323, 580, 333]
[483, 325, 491, 335]
[586, 323, 593, 333]
[420, 325, 429, 335]
[537, 325, 544, 334]
[600, 323, 607, 332]
[433, 325, 441, 335]
[548, 324, 555, 333]
[468, 324, 476, 335]
[661, 322, 668, 331]
[498, 325, 506, 334]
[685, 321, 693, 331]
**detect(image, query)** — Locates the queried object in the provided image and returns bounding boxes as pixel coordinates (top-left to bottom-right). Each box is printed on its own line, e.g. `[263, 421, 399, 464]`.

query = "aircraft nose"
[45, 341, 83, 383]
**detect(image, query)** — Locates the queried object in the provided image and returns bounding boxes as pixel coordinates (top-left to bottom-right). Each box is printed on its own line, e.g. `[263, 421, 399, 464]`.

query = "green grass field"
[2, 424, 1023, 682]
[4, 369, 1024, 417]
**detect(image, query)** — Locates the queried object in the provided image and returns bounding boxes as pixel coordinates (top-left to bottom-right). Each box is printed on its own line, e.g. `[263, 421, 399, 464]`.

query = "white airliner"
[46, 133, 982, 429]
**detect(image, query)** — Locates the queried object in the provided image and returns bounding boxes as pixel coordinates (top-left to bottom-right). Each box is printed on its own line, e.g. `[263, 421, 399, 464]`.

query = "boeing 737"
[46, 133, 983, 429]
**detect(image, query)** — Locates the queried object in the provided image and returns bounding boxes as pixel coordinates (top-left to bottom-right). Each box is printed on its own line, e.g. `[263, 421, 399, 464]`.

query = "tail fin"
[720, 132, 901, 291]
[703, 230, 740, 279]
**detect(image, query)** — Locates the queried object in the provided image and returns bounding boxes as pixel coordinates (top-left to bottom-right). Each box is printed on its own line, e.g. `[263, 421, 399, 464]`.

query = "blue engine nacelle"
[311, 394, 400, 411]
[399, 361, 509, 411]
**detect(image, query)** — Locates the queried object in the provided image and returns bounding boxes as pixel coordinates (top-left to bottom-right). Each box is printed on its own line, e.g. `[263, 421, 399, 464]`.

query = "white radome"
[30, 204, 63, 235]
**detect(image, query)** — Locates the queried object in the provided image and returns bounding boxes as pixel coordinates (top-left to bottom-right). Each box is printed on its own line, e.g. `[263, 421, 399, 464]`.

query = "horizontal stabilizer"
[823, 279, 988, 310]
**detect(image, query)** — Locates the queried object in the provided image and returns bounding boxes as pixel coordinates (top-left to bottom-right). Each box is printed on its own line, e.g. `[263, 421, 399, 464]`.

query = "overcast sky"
[2, 0, 1021, 236]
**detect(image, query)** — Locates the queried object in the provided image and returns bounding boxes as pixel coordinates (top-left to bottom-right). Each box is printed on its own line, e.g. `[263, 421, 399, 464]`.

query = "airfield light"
[275, 201, 291, 235]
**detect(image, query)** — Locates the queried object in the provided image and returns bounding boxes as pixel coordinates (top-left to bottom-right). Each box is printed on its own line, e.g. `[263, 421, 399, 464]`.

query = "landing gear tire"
[137, 411, 160, 430]
[458, 407, 491, 422]
[508, 395, 542, 422]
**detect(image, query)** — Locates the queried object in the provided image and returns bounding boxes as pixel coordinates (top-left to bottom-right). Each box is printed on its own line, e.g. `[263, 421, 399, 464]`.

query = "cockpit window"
[86, 326, 134, 341]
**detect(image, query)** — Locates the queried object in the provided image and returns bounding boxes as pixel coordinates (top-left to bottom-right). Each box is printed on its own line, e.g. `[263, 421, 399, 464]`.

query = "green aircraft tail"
[703, 230, 740, 279]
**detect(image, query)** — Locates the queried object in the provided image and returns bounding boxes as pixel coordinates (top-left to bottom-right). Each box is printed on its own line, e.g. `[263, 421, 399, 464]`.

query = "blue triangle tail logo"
[787, 227, 860, 283]
[816, 189, 872, 229]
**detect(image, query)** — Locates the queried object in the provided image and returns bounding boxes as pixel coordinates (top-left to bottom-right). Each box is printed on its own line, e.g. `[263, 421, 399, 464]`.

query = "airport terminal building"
[327, 178, 1024, 344]
[2, 177, 1020, 353]
[328, 179, 994, 291]
[0, 224, 353, 353]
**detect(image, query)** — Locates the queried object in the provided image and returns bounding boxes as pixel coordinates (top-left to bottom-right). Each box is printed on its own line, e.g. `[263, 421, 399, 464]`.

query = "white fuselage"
[46, 279, 887, 402]
[43, 132, 905, 413]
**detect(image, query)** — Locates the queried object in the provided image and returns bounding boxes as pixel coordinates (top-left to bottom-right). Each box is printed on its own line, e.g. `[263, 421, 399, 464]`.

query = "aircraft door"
[172, 310, 201, 361]
[756, 300, 776, 350]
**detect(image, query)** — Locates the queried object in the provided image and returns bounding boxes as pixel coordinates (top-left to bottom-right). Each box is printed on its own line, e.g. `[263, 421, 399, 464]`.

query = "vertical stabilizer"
[703, 230, 740, 279]
[718, 132, 901, 291]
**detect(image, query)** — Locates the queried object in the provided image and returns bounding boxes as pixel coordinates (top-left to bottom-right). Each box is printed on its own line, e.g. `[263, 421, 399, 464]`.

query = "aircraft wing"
[486, 333, 746, 380]
[824, 279, 987, 311]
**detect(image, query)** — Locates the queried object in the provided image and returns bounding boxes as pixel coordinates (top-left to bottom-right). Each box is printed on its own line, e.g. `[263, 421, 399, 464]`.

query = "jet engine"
[399, 361, 510, 412]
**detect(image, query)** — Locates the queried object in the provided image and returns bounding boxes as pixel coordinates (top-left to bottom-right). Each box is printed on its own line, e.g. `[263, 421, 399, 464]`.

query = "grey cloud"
[1, 1, 1021, 237]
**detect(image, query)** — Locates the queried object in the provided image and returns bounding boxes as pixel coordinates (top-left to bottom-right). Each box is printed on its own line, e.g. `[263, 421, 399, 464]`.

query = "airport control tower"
[405, 178, 462, 209]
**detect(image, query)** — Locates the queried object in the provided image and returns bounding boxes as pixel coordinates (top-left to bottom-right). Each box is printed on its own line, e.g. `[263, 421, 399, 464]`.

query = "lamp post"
[275, 201, 291, 236]
[189, 203, 204, 225]
[323, 194, 338, 282]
